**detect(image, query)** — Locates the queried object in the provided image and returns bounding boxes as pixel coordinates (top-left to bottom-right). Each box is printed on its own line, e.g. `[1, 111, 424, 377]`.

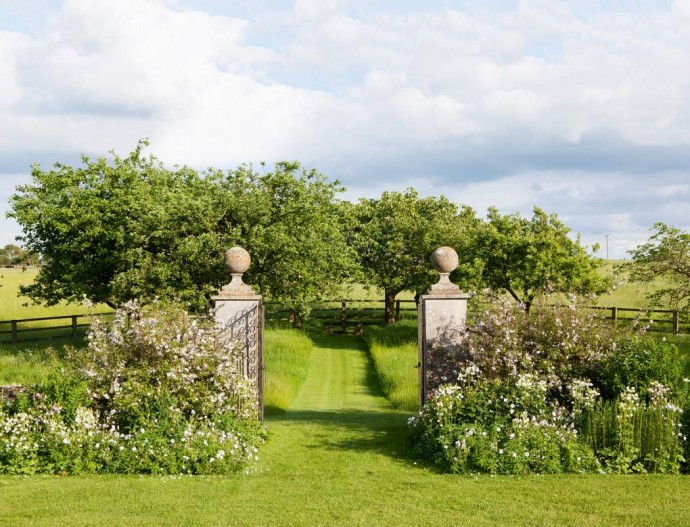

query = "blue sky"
[1, 0, 689, 258]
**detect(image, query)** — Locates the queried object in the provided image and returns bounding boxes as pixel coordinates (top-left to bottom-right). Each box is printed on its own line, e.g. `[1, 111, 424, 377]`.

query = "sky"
[1, 0, 689, 259]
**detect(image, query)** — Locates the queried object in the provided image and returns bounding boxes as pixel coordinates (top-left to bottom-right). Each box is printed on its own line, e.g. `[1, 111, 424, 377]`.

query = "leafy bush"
[410, 371, 597, 474]
[596, 337, 685, 401]
[466, 296, 619, 388]
[0, 302, 265, 475]
[411, 296, 688, 474]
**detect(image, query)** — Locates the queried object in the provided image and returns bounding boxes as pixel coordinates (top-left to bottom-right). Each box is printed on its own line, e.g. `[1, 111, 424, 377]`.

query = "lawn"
[2, 268, 690, 526]
[3, 330, 690, 526]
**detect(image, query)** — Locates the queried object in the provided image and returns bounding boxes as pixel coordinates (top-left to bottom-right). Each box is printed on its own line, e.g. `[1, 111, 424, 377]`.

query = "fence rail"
[0, 300, 688, 344]
[0, 313, 114, 344]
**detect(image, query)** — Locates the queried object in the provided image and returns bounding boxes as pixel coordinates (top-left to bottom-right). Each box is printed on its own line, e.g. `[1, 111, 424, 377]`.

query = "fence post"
[611, 306, 618, 324]
[72, 315, 78, 337]
[395, 300, 401, 320]
[673, 310, 679, 334]
[341, 300, 347, 332]
[11, 320, 17, 344]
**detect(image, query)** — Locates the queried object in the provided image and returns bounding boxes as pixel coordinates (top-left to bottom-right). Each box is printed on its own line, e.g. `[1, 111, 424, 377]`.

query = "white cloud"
[1, 0, 690, 256]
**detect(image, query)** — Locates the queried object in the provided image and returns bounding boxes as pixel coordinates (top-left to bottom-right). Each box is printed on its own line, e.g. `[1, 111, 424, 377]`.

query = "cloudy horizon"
[2, 0, 690, 259]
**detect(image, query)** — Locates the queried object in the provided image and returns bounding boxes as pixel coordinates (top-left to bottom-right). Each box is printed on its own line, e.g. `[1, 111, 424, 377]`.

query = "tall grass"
[0, 339, 82, 385]
[363, 319, 419, 411]
[263, 328, 313, 414]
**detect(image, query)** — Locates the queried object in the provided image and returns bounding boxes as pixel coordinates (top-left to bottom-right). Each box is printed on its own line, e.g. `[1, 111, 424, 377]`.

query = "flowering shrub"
[466, 296, 620, 387]
[411, 296, 689, 474]
[0, 302, 265, 475]
[410, 372, 597, 475]
[577, 385, 686, 474]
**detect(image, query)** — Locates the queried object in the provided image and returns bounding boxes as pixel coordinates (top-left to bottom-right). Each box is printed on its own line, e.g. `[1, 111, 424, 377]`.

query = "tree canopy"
[347, 189, 460, 324]
[0, 244, 39, 267]
[463, 206, 608, 312]
[9, 142, 610, 323]
[9, 142, 357, 317]
[627, 222, 690, 311]
[219, 161, 359, 319]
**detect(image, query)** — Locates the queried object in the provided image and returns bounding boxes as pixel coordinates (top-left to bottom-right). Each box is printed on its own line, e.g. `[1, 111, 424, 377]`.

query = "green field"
[595, 260, 670, 308]
[0, 268, 110, 321]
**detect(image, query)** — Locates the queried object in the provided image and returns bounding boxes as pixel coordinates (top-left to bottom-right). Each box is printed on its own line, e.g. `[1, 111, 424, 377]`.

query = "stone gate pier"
[418, 246, 471, 405]
[213, 246, 264, 420]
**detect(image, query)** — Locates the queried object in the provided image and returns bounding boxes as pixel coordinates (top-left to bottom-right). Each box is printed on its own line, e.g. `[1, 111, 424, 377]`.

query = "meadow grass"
[362, 319, 419, 411]
[0, 268, 112, 345]
[595, 259, 675, 308]
[0, 268, 108, 320]
[263, 326, 313, 414]
[0, 338, 86, 385]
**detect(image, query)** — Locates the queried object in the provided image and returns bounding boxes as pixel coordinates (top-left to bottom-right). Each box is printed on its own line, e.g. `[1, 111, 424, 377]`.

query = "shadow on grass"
[268, 407, 416, 464]
[265, 330, 420, 464]
[0, 336, 86, 357]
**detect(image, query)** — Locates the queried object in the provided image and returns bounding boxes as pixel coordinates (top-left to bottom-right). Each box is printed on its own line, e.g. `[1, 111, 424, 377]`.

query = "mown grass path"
[2, 333, 690, 526]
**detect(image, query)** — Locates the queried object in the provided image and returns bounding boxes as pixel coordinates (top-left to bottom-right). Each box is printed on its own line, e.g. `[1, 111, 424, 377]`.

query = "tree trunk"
[384, 290, 397, 325]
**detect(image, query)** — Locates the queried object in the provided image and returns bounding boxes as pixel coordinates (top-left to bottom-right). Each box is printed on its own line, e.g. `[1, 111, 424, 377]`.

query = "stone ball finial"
[431, 246, 459, 273]
[225, 246, 250, 274]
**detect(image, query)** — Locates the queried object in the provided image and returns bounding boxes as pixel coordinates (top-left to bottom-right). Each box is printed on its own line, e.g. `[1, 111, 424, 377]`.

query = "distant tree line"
[0, 244, 39, 267]
[10, 141, 681, 324]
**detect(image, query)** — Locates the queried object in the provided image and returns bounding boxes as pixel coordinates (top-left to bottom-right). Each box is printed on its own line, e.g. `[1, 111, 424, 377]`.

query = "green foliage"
[596, 336, 686, 401]
[0, 245, 38, 267]
[463, 207, 608, 311]
[223, 161, 360, 319]
[9, 141, 226, 311]
[627, 222, 690, 311]
[0, 303, 265, 475]
[411, 296, 689, 474]
[348, 189, 460, 323]
[8, 143, 357, 318]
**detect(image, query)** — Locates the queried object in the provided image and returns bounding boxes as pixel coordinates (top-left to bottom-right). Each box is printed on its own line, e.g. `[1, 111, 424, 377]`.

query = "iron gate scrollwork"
[217, 301, 265, 420]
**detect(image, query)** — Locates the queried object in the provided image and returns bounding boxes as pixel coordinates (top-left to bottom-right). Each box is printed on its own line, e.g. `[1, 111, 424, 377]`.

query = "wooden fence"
[0, 301, 687, 344]
[0, 313, 114, 344]
[264, 299, 418, 329]
[579, 305, 685, 334]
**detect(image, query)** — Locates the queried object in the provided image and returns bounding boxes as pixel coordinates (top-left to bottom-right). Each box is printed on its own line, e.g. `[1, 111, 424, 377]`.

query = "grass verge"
[263, 328, 313, 415]
[0, 338, 85, 385]
[362, 319, 418, 411]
